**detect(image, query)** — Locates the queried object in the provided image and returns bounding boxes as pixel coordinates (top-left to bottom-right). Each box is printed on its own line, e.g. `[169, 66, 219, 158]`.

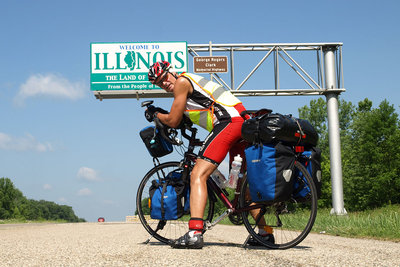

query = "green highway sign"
[90, 42, 188, 91]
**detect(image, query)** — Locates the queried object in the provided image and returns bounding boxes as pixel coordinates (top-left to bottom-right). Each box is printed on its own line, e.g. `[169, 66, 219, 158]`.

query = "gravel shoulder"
[0, 222, 399, 266]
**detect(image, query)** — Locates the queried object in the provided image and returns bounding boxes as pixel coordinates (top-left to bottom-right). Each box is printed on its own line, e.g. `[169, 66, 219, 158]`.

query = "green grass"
[215, 204, 400, 241]
[312, 204, 400, 241]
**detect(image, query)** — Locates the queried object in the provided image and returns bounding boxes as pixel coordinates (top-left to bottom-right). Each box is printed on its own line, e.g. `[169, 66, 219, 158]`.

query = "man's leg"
[189, 159, 217, 218]
[170, 159, 216, 249]
[170, 120, 242, 248]
[245, 186, 275, 245]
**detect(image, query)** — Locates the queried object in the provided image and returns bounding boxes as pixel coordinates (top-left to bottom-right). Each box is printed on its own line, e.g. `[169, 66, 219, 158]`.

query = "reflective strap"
[188, 111, 200, 125]
[182, 73, 241, 107]
[203, 109, 213, 132]
[210, 86, 226, 100]
[185, 109, 214, 132]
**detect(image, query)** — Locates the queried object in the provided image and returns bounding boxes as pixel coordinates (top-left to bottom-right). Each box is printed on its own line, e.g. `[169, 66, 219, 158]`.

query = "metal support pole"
[323, 46, 347, 215]
[209, 41, 213, 82]
[230, 47, 235, 90]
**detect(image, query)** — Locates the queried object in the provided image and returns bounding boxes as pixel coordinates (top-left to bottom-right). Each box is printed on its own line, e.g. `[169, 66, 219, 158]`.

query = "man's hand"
[145, 106, 168, 122]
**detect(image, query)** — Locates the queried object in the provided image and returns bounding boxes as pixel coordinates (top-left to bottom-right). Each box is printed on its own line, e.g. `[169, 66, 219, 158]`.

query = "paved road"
[0, 222, 399, 266]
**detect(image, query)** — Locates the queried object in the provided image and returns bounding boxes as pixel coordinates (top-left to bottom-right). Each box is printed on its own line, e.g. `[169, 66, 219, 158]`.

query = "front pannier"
[149, 170, 190, 220]
[140, 126, 173, 158]
[245, 143, 295, 203]
[241, 113, 318, 147]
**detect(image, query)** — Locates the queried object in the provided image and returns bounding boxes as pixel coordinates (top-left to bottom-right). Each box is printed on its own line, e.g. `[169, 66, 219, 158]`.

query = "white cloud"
[43, 184, 52, 190]
[77, 188, 92, 196]
[14, 73, 86, 105]
[77, 167, 100, 182]
[0, 132, 53, 152]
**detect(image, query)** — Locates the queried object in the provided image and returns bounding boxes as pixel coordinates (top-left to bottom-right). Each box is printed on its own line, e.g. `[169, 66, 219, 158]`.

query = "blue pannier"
[149, 170, 189, 220]
[245, 143, 295, 203]
[292, 147, 322, 201]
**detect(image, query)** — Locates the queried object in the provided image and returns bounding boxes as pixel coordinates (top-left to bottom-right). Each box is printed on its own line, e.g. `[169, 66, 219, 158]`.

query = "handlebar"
[141, 100, 199, 146]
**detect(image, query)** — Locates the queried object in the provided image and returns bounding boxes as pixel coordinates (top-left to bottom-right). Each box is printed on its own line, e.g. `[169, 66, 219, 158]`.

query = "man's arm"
[156, 77, 192, 128]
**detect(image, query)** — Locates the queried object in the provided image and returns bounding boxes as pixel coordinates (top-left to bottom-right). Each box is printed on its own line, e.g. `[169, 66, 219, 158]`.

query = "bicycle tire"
[240, 160, 318, 249]
[136, 161, 215, 244]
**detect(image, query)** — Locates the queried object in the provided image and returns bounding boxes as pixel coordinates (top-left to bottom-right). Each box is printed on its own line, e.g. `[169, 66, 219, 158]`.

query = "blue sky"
[1, 0, 399, 222]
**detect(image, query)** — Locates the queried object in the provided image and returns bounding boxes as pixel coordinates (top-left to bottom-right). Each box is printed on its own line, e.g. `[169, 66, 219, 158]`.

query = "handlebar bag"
[292, 147, 322, 202]
[149, 170, 190, 220]
[241, 113, 318, 147]
[245, 142, 295, 203]
[140, 126, 173, 158]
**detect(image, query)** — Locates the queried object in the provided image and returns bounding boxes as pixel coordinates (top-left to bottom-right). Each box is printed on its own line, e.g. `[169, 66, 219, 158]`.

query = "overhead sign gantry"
[90, 42, 345, 100]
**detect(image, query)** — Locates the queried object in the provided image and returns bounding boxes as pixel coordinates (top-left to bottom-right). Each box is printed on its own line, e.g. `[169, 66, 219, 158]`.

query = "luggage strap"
[160, 182, 168, 220]
[292, 117, 306, 145]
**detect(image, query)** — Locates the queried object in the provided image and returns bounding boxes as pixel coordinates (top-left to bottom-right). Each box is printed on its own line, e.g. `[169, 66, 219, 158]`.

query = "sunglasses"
[154, 71, 169, 87]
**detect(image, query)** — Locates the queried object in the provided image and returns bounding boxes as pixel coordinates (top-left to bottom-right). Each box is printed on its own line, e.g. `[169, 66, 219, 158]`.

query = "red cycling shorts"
[198, 117, 246, 167]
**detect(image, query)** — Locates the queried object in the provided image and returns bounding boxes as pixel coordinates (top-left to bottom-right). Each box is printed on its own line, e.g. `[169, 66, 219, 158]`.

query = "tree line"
[299, 97, 400, 211]
[0, 177, 85, 222]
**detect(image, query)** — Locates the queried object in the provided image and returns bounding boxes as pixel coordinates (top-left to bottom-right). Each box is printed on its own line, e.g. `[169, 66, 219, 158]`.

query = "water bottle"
[227, 154, 242, 188]
[211, 169, 227, 189]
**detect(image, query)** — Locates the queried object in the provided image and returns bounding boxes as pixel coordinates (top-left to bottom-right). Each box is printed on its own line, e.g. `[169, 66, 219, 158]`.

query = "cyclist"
[146, 61, 270, 248]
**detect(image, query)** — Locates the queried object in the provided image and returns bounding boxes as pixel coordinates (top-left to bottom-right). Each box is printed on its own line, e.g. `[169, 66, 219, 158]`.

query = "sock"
[259, 226, 273, 236]
[189, 218, 204, 235]
[258, 228, 267, 236]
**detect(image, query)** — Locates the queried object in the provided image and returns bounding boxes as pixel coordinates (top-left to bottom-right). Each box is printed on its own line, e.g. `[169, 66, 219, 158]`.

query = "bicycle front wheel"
[240, 160, 318, 249]
[136, 161, 215, 244]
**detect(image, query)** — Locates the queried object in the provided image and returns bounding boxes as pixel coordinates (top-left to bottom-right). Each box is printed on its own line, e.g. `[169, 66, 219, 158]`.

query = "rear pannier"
[292, 147, 322, 202]
[245, 142, 295, 203]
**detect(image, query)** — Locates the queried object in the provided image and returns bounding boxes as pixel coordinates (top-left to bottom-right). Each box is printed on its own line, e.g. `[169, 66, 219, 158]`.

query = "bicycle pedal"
[204, 220, 212, 230]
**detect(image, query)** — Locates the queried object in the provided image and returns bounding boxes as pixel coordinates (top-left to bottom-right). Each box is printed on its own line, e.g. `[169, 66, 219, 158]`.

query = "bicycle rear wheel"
[136, 161, 215, 244]
[240, 160, 317, 249]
